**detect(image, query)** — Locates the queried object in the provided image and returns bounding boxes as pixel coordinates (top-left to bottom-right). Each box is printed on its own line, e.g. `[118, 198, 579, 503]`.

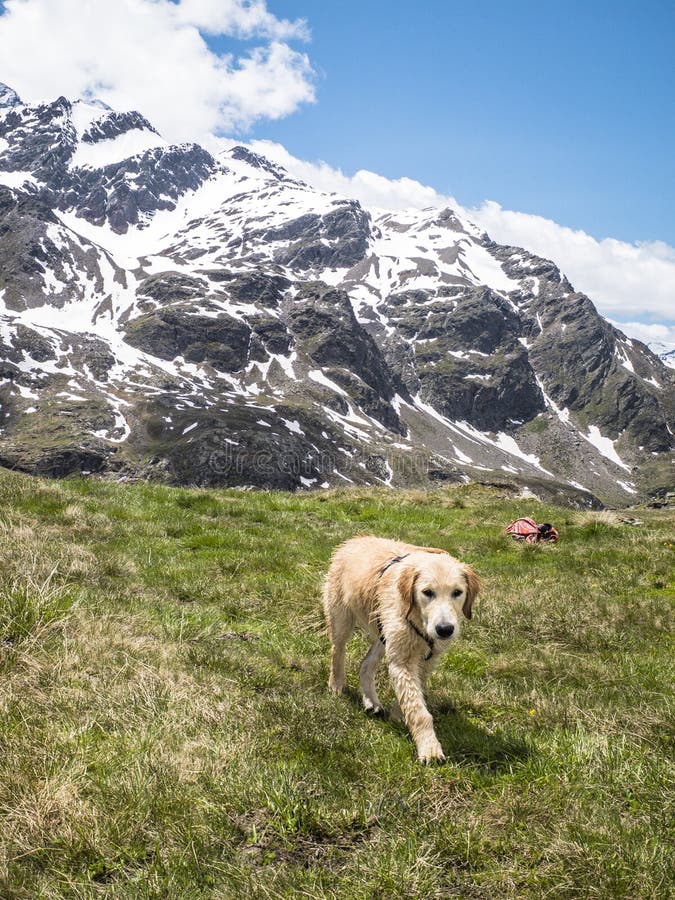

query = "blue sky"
[211, 0, 675, 246]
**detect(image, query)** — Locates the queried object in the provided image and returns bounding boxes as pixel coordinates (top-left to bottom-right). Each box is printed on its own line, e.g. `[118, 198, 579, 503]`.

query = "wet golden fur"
[322, 536, 480, 763]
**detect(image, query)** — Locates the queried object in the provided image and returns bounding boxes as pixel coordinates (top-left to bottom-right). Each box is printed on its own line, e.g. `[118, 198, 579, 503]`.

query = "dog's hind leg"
[359, 639, 385, 714]
[325, 604, 354, 695]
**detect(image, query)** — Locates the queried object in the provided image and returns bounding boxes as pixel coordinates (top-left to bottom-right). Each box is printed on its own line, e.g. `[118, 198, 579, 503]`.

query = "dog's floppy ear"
[461, 565, 481, 620]
[397, 565, 419, 620]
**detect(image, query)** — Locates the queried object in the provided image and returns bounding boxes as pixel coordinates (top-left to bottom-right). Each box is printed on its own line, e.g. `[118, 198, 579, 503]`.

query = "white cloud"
[241, 141, 675, 331]
[0, 0, 315, 139]
[171, 0, 310, 40]
[469, 201, 675, 323]
[242, 138, 460, 210]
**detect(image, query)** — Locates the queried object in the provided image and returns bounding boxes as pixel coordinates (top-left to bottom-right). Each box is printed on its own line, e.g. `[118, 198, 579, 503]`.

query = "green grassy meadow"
[0, 470, 673, 898]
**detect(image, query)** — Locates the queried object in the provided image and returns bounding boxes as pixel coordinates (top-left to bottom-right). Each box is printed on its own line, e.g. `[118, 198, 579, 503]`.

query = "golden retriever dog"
[322, 536, 480, 764]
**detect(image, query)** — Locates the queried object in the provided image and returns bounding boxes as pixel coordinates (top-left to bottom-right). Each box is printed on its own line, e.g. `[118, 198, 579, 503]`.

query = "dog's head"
[397, 552, 480, 643]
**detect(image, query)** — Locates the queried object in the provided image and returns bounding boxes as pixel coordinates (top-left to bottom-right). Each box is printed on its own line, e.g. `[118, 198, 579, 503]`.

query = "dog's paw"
[418, 739, 446, 765]
[363, 697, 384, 716]
[328, 677, 345, 695]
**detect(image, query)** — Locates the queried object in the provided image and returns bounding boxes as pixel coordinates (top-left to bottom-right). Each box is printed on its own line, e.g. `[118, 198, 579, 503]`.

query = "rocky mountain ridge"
[0, 83, 673, 506]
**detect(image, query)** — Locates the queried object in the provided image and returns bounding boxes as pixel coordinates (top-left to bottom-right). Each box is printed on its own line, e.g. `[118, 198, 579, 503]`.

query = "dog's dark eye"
[452, 589, 463, 598]
[421, 588, 435, 598]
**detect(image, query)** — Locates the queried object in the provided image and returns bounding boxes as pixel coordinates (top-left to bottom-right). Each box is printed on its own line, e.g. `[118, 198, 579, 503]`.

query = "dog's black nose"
[435, 623, 455, 639]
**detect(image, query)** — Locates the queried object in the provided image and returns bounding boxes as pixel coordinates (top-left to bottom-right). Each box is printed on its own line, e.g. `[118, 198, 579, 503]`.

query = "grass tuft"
[0, 563, 78, 656]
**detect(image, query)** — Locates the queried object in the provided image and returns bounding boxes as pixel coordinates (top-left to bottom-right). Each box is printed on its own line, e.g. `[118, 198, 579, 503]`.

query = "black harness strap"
[379, 554, 409, 577]
[407, 620, 435, 662]
[375, 553, 435, 661]
[377, 556, 408, 644]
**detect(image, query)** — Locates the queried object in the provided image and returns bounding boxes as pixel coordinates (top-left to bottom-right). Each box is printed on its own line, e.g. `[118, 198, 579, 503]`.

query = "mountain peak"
[0, 83, 21, 108]
[77, 96, 113, 113]
[226, 145, 291, 181]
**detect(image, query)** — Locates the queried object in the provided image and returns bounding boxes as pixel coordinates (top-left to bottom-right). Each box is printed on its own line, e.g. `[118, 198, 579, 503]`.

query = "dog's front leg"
[387, 661, 445, 764]
[390, 657, 435, 723]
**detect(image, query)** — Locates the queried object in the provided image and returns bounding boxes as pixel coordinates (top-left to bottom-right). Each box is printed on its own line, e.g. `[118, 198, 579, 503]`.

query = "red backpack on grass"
[506, 517, 559, 543]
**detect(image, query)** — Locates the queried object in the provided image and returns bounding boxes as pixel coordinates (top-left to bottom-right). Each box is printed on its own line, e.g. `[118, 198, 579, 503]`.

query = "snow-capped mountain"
[649, 342, 675, 370]
[0, 84, 673, 506]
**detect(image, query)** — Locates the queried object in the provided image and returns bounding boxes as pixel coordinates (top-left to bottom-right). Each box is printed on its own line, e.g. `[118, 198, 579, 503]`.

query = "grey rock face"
[137, 272, 209, 305]
[228, 145, 292, 182]
[380, 286, 545, 431]
[0, 183, 128, 314]
[0, 94, 217, 232]
[206, 271, 291, 308]
[81, 110, 158, 144]
[490, 244, 675, 453]
[164, 421, 317, 490]
[125, 306, 251, 373]
[285, 283, 404, 431]
[0, 96, 76, 181]
[0, 186, 74, 308]
[250, 316, 292, 355]
[59, 144, 218, 233]
[265, 201, 371, 269]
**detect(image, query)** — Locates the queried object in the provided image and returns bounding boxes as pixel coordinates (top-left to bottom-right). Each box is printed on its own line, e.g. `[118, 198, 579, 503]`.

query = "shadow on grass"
[343, 686, 532, 773]
[434, 705, 532, 772]
[185, 637, 532, 774]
